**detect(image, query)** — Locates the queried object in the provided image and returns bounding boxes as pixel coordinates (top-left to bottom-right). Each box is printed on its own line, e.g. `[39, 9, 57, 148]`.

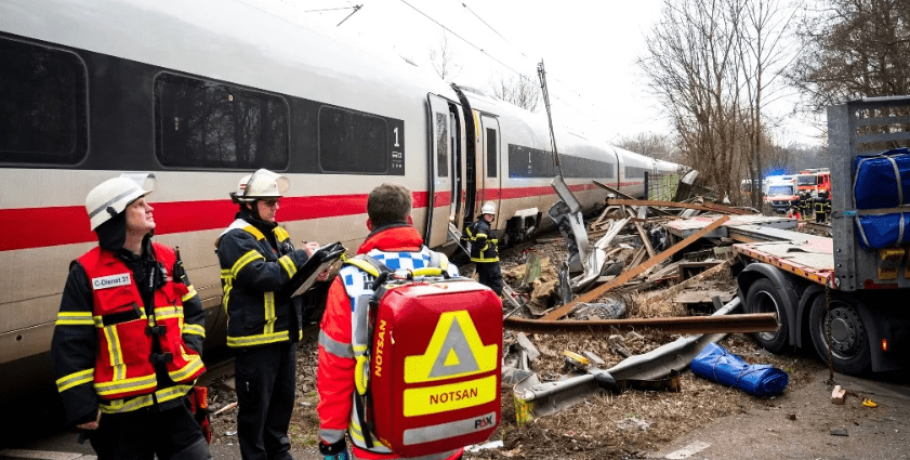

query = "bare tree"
[790, 0, 910, 112]
[738, 0, 798, 208]
[428, 32, 461, 82]
[488, 73, 540, 112]
[637, 0, 746, 198]
[618, 132, 683, 163]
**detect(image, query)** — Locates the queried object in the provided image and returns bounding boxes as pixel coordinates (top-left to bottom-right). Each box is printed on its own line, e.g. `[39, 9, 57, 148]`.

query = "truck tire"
[808, 295, 871, 374]
[745, 278, 789, 353]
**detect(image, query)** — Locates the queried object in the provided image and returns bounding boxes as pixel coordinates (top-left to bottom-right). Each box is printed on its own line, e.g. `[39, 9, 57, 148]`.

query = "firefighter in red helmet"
[51, 173, 210, 460]
[316, 184, 463, 460]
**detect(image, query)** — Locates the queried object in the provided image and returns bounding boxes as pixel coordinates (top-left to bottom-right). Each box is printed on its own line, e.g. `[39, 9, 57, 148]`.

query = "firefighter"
[216, 169, 319, 460]
[797, 191, 808, 221]
[815, 191, 828, 224]
[316, 184, 462, 460]
[464, 202, 504, 296]
[51, 174, 211, 460]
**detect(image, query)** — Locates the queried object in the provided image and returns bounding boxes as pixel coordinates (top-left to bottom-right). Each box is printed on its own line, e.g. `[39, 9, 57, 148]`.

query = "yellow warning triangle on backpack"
[404, 310, 498, 383]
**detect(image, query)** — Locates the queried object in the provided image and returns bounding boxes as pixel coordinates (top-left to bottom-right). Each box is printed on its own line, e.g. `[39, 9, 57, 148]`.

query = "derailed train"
[0, 0, 681, 404]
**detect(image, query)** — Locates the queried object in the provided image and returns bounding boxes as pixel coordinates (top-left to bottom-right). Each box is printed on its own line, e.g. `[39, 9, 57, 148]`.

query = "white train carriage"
[0, 0, 680, 404]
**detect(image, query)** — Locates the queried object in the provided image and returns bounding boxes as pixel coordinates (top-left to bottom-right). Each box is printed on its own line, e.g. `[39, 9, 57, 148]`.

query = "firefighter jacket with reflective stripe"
[465, 219, 499, 263]
[52, 242, 206, 422]
[316, 225, 462, 460]
[216, 215, 309, 348]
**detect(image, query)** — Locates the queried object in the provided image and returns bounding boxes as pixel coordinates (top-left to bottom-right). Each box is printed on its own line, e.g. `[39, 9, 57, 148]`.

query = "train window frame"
[436, 112, 449, 178]
[0, 36, 89, 166]
[153, 71, 291, 171]
[486, 128, 497, 178]
[317, 105, 391, 175]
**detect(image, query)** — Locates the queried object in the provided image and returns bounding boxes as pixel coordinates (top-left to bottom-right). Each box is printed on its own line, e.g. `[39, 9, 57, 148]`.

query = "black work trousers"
[235, 341, 297, 460]
[476, 262, 504, 296]
[89, 399, 210, 460]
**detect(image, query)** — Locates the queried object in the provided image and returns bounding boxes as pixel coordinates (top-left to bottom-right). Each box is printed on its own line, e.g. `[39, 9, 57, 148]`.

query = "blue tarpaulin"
[856, 213, 910, 250]
[690, 343, 788, 397]
[854, 148, 910, 209]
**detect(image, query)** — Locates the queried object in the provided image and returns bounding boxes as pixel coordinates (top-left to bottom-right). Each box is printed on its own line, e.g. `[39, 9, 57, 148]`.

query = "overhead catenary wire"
[399, 0, 593, 122]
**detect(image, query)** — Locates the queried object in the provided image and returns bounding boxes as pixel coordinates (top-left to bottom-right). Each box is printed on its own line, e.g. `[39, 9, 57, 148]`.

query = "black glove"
[319, 439, 348, 460]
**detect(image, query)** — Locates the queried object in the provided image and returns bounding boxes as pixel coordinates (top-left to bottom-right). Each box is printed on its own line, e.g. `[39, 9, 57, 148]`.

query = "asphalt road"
[648, 368, 910, 460]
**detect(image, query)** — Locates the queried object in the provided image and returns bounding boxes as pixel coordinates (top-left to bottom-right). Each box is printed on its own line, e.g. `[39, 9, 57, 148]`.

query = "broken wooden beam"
[634, 222, 656, 258]
[646, 261, 731, 304]
[606, 198, 752, 215]
[504, 312, 779, 335]
[542, 216, 731, 320]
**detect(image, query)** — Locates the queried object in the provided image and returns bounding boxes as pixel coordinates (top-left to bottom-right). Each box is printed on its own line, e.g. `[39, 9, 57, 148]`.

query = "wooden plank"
[634, 222, 656, 258]
[645, 261, 731, 303]
[624, 246, 647, 273]
[541, 216, 731, 320]
[606, 198, 752, 215]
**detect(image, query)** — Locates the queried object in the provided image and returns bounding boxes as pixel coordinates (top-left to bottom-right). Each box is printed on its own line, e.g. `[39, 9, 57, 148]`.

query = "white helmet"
[232, 169, 290, 203]
[85, 173, 156, 231]
[481, 202, 496, 215]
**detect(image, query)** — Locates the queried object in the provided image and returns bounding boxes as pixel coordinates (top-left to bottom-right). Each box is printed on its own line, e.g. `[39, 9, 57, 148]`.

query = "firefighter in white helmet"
[51, 174, 211, 460]
[215, 169, 319, 460]
[464, 201, 503, 295]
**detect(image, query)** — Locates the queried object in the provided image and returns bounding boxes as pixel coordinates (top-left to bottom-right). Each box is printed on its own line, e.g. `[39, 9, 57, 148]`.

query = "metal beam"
[606, 198, 752, 215]
[504, 312, 778, 335]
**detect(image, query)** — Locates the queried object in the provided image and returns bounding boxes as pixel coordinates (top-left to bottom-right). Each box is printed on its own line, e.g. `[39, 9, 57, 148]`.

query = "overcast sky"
[240, 0, 823, 147]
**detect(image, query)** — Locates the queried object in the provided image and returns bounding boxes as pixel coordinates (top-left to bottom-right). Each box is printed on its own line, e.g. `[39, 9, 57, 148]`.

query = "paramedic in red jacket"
[316, 184, 463, 460]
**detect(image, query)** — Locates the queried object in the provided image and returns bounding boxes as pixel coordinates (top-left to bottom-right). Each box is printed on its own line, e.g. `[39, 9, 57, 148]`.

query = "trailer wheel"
[808, 295, 871, 374]
[745, 279, 789, 353]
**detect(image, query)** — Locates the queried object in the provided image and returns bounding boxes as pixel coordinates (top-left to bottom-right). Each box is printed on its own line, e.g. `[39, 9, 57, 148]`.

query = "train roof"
[2, 0, 459, 119]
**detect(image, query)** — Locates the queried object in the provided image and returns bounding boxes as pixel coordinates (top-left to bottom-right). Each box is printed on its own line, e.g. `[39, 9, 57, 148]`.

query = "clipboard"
[279, 242, 346, 299]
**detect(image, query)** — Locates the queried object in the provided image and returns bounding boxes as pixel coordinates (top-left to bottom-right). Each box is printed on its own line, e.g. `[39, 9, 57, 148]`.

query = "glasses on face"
[262, 198, 280, 207]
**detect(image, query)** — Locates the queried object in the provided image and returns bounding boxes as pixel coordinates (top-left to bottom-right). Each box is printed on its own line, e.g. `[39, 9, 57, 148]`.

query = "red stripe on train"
[0, 184, 615, 252]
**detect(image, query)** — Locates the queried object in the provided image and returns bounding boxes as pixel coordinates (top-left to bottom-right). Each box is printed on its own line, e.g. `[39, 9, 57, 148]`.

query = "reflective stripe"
[349, 416, 392, 452]
[221, 269, 233, 314]
[94, 373, 157, 396]
[345, 258, 380, 277]
[155, 305, 183, 321]
[231, 250, 264, 278]
[264, 292, 276, 335]
[403, 411, 497, 445]
[182, 324, 206, 337]
[56, 311, 94, 326]
[99, 384, 193, 414]
[319, 428, 346, 444]
[278, 254, 297, 278]
[319, 330, 354, 358]
[56, 368, 94, 393]
[243, 225, 266, 241]
[274, 226, 290, 242]
[412, 267, 445, 277]
[181, 284, 198, 302]
[168, 355, 204, 383]
[226, 330, 289, 348]
[102, 326, 125, 380]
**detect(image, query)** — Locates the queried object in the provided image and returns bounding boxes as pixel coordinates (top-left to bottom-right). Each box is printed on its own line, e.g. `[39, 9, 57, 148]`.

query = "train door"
[449, 103, 466, 228]
[425, 94, 453, 248]
[480, 115, 502, 223]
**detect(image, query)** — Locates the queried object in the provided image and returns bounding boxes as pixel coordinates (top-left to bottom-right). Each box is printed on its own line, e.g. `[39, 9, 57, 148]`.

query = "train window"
[155, 73, 289, 170]
[318, 106, 389, 174]
[436, 112, 448, 177]
[625, 166, 647, 178]
[486, 128, 497, 178]
[0, 38, 87, 164]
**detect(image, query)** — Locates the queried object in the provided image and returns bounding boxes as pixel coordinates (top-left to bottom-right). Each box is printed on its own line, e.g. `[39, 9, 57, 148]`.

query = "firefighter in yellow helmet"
[215, 169, 319, 460]
[465, 202, 503, 296]
[51, 174, 211, 460]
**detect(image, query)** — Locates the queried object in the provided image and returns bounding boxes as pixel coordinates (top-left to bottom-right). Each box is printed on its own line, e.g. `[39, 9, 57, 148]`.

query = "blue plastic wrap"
[690, 343, 788, 397]
[854, 148, 910, 209]
[855, 213, 910, 250]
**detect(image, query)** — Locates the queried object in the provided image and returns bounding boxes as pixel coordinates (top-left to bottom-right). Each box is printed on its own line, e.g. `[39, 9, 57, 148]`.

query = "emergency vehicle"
[763, 178, 799, 211]
[735, 96, 910, 374]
